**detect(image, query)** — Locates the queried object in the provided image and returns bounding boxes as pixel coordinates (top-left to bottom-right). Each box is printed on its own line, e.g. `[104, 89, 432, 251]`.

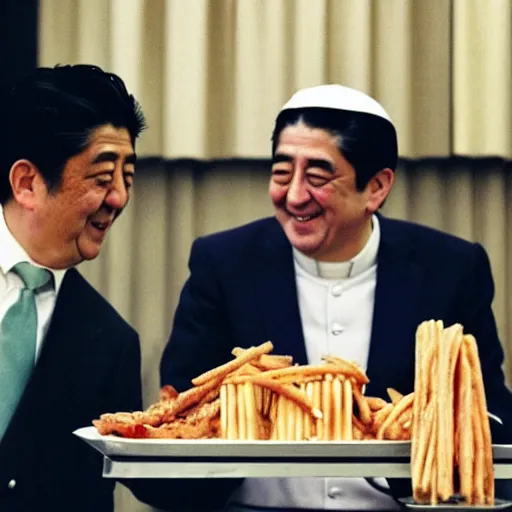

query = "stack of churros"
[411, 320, 494, 506]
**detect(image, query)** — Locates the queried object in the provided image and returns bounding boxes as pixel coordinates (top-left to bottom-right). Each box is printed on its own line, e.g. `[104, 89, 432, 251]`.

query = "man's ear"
[9, 159, 44, 210]
[365, 168, 394, 213]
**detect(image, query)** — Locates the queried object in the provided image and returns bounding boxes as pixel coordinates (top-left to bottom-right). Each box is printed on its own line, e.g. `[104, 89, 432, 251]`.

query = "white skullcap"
[280, 84, 393, 124]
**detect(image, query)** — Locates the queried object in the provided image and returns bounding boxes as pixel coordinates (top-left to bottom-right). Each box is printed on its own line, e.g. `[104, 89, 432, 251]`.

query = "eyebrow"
[272, 154, 292, 165]
[272, 153, 335, 173]
[308, 158, 335, 173]
[92, 151, 137, 165]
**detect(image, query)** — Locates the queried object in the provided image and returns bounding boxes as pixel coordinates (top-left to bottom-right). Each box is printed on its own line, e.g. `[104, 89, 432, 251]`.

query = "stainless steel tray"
[73, 427, 512, 480]
[398, 497, 512, 511]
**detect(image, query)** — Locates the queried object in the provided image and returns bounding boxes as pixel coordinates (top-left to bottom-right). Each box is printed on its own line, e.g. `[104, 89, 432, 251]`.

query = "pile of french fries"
[219, 348, 413, 441]
[411, 320, 494, 506]
[94, 341, 413, 442]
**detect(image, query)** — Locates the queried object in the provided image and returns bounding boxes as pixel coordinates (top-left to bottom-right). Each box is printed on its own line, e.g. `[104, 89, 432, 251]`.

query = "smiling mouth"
[90, 221, 110, 231]
[288, 211, 323, 222]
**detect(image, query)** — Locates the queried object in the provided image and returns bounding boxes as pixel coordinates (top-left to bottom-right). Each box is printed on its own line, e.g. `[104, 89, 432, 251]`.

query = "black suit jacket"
[0, 268, 143, 512]
[159, 215, 512, 511]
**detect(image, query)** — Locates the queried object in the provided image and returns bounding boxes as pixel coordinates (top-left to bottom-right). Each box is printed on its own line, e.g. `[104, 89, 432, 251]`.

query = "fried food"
[94, 342, 413, 443]
[192, 341, 274, 386]
[411, 320, 494, 506]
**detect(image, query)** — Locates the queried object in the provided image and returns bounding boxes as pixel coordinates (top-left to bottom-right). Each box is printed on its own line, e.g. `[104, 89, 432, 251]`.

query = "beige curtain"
[37, 1, 512, 511]
[38, 0, 511, 159]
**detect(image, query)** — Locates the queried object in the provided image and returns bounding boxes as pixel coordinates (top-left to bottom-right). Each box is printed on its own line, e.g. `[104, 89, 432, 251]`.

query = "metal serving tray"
[74, 427, 512, 480]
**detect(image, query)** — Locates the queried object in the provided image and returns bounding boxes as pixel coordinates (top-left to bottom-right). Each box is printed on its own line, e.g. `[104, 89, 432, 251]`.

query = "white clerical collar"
[293, 215, 380, 279]
[0, 204, 66, 293]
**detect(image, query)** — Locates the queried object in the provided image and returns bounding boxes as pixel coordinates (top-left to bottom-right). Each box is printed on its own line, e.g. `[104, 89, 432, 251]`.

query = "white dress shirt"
[232, 215, 401, 510]
[0, 204, 66, 359]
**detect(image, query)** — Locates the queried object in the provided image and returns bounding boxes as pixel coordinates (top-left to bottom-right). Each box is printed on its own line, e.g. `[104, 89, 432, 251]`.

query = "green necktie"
[0, 262, 52, 439]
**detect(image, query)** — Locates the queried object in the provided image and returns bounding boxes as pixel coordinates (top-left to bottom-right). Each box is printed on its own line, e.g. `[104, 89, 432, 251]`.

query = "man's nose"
[287, 172, 310, 205]
[104, 176, 129, 209]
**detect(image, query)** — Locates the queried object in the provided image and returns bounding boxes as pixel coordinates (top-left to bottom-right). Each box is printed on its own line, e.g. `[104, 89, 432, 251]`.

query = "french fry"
[250, 363, 368, 385]
[220, 384, 228, 438]
[353, 384, 371, 425]
[321, 355, 368, 384]
[231, 363, 262, 377]
[472, 403, 485, 505]
[332, 376, 342, 440]
[437, 324, 461, 501]
[465, 335, 494, 504]
[227, 375, 322, 420]
[286, 398, 296, 440]
[367, 396, 388, 411]
[244, 382, 257, 440]
[277, 395, 287, 440]
[387, 388, 404, 405]
[377, 393, 414, 440]
[227, 383, 238, 440]
[457, 342, 474, 504]
[232, 348, 293, 370]
[237, 384, 247, 440]
[352, 414, 367, 434]
[343, 378, 352, 440]
[420, 405, 437, 495]
[412, 320, 430, 475]
[372, 403, 394, 434]
[192, 341, 274, 386]
[413, 401, 435, 500]
[296, 383, 305, 440]
[322, 374, 333, 440]
[304, 382, 314, 439]
[313, 381, 323, 439]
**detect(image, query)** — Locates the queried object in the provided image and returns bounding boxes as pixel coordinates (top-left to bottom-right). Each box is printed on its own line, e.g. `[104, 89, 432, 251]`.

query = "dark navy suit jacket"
[160, 215, 512, 510]
[0, 268, 143, 512]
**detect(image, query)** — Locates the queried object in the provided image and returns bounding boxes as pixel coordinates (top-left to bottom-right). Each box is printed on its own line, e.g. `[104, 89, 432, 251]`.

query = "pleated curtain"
[37, 2, 511, 510]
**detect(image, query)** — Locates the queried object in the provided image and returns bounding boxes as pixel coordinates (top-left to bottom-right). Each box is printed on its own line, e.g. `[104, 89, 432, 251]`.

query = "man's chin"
[77, 241, 103, 262]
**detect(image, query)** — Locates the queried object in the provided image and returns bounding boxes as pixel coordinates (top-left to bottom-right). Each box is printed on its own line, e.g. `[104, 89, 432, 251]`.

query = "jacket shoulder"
[381, 216, 479, 255]
[62, 269, 137, 338]
[194, 217, 281, 255]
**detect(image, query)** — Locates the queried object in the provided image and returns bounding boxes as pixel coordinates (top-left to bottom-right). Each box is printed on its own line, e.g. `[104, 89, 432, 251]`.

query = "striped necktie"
[0, 262, 52, 439]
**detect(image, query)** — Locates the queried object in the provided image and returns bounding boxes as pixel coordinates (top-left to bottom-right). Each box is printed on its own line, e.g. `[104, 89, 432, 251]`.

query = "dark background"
[1, 0, 38, 82]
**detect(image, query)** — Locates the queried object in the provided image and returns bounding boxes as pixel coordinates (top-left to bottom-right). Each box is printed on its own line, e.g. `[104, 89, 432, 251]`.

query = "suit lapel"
[365, 217, 425, 398]
[0, 270, 101, 456]
[252, 221, 308, 365]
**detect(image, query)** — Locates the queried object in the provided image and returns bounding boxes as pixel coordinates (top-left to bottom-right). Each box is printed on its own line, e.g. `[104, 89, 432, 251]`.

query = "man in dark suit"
[160, 85, 512, 511]
[0, 65, 145, 511]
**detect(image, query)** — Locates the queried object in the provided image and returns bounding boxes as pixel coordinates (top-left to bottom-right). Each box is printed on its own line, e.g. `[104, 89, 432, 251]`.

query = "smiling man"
[160, 84, 512, 512]
[0, 65, 145, 511]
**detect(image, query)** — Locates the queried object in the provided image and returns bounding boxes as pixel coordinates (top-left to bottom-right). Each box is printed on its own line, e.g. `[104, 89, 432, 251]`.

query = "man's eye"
[307, 174, 330, 187]
[271, 169, 291, 182]
[96, 178, 112, 187]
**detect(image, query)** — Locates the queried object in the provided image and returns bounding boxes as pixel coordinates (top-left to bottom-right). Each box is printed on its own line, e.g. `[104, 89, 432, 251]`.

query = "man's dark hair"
[271, 107, 398, 191]
[1, 64, 147, 204]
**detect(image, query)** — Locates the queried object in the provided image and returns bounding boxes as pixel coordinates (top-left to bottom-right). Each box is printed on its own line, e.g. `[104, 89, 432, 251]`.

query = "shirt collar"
[293, 214, 381, 279]
[0, 204, 67, 293]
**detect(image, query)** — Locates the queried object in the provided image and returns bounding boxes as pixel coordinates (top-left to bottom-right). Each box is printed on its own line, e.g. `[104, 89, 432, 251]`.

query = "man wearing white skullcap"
[160, 84, 512, 512]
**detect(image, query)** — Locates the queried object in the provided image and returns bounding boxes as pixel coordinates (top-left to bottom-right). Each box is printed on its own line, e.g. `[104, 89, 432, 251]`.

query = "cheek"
[269, 183, 287, 205]
[78, 190, 107, 211]
[309, 187, 331, 206]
